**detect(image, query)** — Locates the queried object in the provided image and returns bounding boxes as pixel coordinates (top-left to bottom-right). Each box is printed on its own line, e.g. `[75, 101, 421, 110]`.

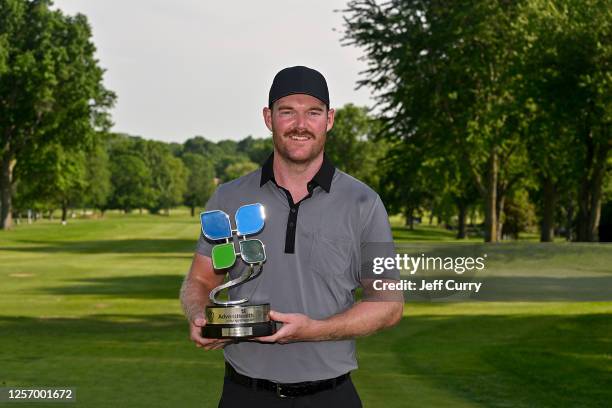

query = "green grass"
[1, 213, 611, 407]
[388, 215, 556, 242]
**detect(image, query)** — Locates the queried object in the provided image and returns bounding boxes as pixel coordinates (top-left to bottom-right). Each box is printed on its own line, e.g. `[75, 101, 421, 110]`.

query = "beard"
[272, 127, 325, 165]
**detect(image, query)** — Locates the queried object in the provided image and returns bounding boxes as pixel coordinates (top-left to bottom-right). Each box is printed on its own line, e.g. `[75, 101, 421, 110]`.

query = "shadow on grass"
[40, 275, 185, 300]
[1, 239, 197, 254]
[0, 313, 609, 407]
[0, 314, 224, 408]
[357, 312, 612, 408]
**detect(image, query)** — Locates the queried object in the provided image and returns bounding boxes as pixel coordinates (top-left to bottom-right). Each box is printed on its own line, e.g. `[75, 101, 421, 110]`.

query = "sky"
[52, 0, 375, 143]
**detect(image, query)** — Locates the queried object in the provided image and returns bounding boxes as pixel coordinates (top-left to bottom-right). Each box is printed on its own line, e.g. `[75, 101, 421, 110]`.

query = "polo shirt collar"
[260, 152, 335, 193]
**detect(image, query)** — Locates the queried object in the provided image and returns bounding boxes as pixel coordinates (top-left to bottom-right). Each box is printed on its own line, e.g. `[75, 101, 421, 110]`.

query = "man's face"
[263, 94, 335, 165]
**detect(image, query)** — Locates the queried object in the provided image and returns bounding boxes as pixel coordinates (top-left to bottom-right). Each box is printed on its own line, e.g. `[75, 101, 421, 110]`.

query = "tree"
[13, 142, 88, 222]
[379, 137, 431, 230]
[343, 0, 538, 242]
[515, 0, 611, 241]
[182, 153, 215, 217]
[237, 136, 274, 165]
[82, 137, 112, 214]
[224, 160, 259, 181]
[183, 136, 219, 157]
[325, 104, 387, 192]
[501, 188, 537, 240]
[108, 148, 152, 213]
[0, 0, 115, 229]
[151, 154, 187, 214]
[182, 136, 252, 182]
[138, 140, 187, 214]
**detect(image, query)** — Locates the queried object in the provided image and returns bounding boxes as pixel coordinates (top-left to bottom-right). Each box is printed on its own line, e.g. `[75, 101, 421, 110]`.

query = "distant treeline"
[11, 133, 269, 219]
[7, 102, 385, 222]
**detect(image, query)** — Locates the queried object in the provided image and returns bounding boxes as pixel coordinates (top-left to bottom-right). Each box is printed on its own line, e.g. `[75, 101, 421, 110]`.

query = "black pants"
[218, 376, 363, 408]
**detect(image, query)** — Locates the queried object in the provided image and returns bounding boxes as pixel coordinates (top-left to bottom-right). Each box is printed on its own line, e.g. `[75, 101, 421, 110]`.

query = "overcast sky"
[52, 0, 374, 143]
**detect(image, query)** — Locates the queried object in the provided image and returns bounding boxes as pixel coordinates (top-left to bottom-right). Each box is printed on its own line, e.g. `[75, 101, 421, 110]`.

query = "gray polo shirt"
[195, 153, 395, 382]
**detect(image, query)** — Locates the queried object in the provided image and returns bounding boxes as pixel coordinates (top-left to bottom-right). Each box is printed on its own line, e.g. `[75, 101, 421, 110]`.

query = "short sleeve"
[361, 195, 394, 245]
[194, 190, 221, 258]
[359, 195, 402, 301]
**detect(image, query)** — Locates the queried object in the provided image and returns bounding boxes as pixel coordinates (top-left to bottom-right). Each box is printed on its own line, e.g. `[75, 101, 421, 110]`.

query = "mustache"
[283, 128, 315, 139]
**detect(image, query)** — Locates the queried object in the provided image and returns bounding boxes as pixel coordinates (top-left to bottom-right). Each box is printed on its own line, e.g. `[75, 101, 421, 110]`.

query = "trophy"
[199, 203, 276, 338]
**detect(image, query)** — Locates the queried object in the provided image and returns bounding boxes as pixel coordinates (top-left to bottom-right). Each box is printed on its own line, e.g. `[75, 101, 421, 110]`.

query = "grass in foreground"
[1, 213, 611, 407]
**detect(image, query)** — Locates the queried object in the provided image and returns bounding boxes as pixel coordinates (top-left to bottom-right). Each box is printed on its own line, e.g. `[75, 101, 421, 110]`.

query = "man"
[180, 66, 403, 407]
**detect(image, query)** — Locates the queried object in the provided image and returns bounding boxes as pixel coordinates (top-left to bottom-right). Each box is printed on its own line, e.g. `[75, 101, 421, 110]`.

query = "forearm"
[310, 301, 404, 341]
[180, 254, 225, 322]
[180, 271, 211, 322]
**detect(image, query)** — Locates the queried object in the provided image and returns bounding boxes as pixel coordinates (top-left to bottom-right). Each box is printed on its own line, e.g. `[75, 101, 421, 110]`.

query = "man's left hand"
[255, 310, 322, 343]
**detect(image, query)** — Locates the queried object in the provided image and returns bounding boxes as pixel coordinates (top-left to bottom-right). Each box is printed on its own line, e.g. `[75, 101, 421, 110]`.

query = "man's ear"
[263, 107, 273, 132]
[326, 108, 335, 132]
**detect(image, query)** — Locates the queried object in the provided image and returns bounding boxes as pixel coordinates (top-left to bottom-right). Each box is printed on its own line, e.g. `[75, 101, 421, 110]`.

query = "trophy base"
[202, 303, 275, 339]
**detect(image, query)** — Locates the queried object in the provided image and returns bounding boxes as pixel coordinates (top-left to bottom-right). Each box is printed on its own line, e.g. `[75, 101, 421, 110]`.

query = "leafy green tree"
[152, 154, 187, 214]
[212, 141, 251, 181]
[107, 138, 153, 212]
[138, 140, 187, 214]
[436, 153, 481, 239]
[13, 142, 87, 222]
[216, 140, 239, 155]
[379, 139, 431, 230]
[325, 104, 387, 192]
[83, 136, 112, 213]
[0, 0, 114, 229]
[515, 0, 611, 241]
[182, 153, 215, 216]
[224, 160, 259, 181]
[182, 136, 252, 182]
[237, 136, 274, 165]
[183, 136, 219, 157]
[343, 0, 534, 241]
[501, 189, 538, 240]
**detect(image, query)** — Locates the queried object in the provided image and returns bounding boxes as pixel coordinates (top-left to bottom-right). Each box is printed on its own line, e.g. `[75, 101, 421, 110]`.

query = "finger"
[193, 335, 207, 346]
[204, 340, 228, 350]
[201, 337, 232, 348]
[192, 337, 210, 347]
[200, 339, 223, 349]
[209, 342, 228, 350]
[191, 327, 216, 347]
[255, 325, 289, 343]
[253, 332, 278, 342]
[269, 310, 293, 322]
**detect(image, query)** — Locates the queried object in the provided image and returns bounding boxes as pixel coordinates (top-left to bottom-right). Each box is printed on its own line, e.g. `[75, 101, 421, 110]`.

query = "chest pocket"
[310, 232, 354, 280]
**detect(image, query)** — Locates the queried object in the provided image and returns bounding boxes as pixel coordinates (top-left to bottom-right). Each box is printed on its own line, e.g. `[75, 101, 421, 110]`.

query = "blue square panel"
[200, 210, 232, 240]
[235, 203, 265, 236]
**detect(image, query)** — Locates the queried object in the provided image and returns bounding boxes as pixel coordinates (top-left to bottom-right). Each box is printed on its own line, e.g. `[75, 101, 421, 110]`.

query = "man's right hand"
[190, 316, 233, 350]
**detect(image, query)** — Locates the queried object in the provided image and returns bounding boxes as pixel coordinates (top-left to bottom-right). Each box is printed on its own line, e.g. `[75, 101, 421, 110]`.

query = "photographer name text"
[373, 279, 482, 292]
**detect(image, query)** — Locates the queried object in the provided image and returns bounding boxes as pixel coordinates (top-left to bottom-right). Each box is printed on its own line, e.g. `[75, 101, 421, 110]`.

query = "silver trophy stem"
[209, 263, 264, 305]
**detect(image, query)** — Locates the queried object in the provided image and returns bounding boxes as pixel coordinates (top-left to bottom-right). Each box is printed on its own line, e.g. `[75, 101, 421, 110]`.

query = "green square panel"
[211, 243, 236, 269]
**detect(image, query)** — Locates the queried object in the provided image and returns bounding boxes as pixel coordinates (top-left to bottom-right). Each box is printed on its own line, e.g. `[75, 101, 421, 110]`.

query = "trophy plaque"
[200, 203, 275, 339]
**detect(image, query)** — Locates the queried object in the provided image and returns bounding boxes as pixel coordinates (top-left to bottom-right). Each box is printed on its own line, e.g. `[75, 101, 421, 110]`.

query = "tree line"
[2, 0, 610, 242]
[5, 104, 382, 223]
[342, 0, 611, 242]
[10, 133, 277, 221]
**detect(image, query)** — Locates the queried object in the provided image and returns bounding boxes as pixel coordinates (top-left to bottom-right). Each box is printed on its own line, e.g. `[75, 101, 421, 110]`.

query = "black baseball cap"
[268, 66, 329, 109]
